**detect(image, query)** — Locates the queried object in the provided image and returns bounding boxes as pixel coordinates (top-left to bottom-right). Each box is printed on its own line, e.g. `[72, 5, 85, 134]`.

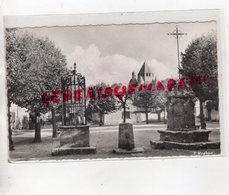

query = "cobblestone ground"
[9, 122, 220, 162]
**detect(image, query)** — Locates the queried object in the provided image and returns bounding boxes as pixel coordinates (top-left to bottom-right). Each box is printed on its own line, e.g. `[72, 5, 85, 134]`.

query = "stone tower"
[137, 61, 154, 84]
[129, 72, 138, 85]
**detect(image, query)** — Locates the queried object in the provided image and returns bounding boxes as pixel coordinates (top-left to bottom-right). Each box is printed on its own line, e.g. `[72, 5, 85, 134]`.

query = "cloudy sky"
[18, 22, 216, 86]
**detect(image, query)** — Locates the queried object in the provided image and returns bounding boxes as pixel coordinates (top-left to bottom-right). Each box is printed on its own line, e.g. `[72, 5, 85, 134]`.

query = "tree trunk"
[51, 108, 57, 137]
[29, 112, 34, 129]
[145, 108, 149, 124]
[207, 109, 212, 121]
[33, 111, 42, 143]
[163, 109, 166, 124]
[157, 112, 161, 122]
[8, 101, 14, 151]
[199, 99, 206, 129]
[99, 112, 104, 126]
[123, 105, 126, 123]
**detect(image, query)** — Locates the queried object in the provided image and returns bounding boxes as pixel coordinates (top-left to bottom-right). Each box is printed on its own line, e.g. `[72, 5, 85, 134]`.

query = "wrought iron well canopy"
[61, 62, 87, 125]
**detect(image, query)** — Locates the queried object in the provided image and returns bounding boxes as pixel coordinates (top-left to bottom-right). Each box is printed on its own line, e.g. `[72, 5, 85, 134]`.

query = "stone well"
[150, 94, 220, 150]
[52, 125, 96, 156]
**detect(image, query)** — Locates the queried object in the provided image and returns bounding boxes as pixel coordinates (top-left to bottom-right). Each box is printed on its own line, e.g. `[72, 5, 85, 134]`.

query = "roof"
[138, 61, 152, 76]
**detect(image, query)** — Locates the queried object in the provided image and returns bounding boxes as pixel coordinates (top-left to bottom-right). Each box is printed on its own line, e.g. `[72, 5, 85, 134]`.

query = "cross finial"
[74, 62, 76, 72]
[167, 25, 187, 39]
[72, 61, 77, 74]
[167, 25, 187, 79]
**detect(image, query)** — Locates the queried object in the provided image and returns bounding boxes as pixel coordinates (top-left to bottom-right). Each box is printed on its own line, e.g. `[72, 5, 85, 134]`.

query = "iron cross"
[167, 25, 187, 79]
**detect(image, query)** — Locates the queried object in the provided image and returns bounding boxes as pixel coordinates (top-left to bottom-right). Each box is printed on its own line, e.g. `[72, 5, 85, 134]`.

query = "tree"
[49, 99, 62, 138]
[113, 83, 133, 123]
[6, 29, 22, 150]
[154, 91, 167, 122]
[133, 90, 157, 124]
[6, 29, 67, 142]
[180, 33, 218, 129]
[205, 100, 218, 121]
[86, 83, 118, 126]
[133, 88, 167, 124]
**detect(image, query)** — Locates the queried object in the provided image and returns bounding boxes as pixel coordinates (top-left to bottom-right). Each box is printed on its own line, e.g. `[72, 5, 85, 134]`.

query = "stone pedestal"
[52, 125, 96, 156]
[113, 123, 144, 154]
[150, 95, 220, 150]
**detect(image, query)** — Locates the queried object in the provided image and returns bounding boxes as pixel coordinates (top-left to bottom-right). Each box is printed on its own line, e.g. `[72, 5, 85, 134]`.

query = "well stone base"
[150, 140, 220, 150]
[158, 129, 211, 143]
[52, 146, 96, 156]
[113, 147, 145, 154]
[52, 125, 96, 156]
[150, 129, 220, 150]
[59, 125, 90, 147]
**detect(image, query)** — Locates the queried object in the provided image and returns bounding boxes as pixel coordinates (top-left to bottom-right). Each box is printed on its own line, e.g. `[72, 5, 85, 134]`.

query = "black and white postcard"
[4, 10, 223, 162]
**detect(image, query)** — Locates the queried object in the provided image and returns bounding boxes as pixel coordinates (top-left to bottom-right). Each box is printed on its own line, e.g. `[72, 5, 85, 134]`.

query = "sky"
[17, 22, 216, 86]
